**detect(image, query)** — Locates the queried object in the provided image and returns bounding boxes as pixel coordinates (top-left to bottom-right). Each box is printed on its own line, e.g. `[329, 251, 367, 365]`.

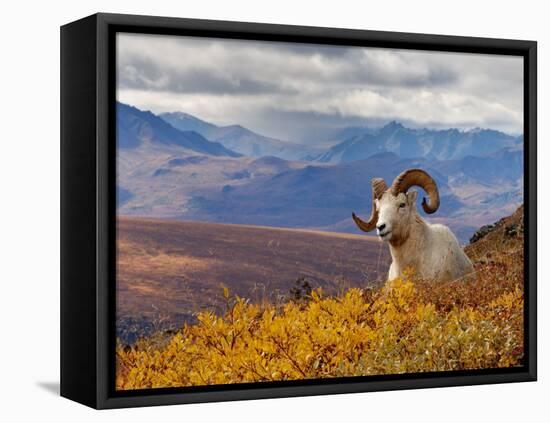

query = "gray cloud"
[118, 51, 297, 95]
[116, 33, 523, 142]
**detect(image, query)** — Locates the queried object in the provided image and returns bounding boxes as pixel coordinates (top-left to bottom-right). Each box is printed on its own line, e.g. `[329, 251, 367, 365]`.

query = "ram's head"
[352, 169, 440, 244]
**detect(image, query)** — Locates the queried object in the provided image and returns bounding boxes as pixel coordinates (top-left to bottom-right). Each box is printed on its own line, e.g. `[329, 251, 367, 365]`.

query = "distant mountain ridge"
[159, 110, 522, 164]
[316, 121, 521, 163]
[158, 111, 217, 135]
[160, 111, 322, 160]
[117, 102, 240, 157]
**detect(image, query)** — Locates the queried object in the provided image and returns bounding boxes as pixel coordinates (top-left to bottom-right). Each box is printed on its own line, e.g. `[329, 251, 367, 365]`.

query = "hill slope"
[116, 206, 525, 388]
[116, 217, 389, 343]
[184, 151, 522, 242]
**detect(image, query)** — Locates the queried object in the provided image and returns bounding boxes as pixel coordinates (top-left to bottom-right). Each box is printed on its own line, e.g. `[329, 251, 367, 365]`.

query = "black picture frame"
[61, 12, 537, 409]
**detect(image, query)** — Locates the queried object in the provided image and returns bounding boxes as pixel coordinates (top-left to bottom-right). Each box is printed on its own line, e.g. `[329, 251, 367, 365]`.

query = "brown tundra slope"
[116, 217, 390, 341]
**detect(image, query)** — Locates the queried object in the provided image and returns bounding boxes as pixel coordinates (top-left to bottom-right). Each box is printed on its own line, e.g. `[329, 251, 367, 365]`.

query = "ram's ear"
[406, 190, 418, 205]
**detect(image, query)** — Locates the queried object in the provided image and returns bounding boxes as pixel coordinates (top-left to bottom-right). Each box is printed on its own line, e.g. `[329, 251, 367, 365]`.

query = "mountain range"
[161, 111, 322, 160]
[116, 102, 524, 243]
[184, 151, 522, 241]
[117, 102, 240, 157]
[315, 121, 522, 163]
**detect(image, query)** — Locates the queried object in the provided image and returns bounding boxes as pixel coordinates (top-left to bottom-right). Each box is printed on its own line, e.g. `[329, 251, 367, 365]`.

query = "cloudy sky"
[117, 33, 523, 144]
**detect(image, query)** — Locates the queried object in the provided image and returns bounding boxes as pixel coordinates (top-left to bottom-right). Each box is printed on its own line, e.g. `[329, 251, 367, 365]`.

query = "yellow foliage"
[116, 275, 524, 390]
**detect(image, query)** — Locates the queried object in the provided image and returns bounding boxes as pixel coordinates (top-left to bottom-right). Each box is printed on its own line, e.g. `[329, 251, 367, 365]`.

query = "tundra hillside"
[116, 219, 389, 343]
[116, 206, 524, 389]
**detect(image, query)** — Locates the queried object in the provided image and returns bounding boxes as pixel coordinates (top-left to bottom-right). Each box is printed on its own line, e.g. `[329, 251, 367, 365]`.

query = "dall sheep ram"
[352, 168, 474, 283]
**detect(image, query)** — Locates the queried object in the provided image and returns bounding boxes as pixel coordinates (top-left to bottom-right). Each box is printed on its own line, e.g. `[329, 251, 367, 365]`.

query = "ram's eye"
[399, 203, 406, 208]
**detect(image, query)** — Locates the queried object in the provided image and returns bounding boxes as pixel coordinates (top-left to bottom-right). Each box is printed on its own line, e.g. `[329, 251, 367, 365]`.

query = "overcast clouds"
[117, 33, 523, 143]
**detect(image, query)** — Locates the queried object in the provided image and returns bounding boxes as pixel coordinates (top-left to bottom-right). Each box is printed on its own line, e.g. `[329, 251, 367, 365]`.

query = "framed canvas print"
[60, 13, 537, 409]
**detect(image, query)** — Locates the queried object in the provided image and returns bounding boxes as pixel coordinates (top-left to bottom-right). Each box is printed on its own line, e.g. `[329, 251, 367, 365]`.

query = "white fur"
[375, 190, 474, 282]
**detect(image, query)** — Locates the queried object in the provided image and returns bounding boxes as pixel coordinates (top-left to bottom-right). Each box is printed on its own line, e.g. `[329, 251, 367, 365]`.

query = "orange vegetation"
[116, 207, 524, 390]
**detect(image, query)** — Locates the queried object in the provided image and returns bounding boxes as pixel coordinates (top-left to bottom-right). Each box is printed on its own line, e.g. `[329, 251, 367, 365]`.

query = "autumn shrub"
[116, 270, 524, 390]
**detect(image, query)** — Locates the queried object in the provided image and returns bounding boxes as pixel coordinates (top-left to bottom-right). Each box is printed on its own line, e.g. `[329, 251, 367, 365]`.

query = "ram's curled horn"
[352, 177, 387, 232]
[371, 177, 388, 200]
[390, 168, 440, 214]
